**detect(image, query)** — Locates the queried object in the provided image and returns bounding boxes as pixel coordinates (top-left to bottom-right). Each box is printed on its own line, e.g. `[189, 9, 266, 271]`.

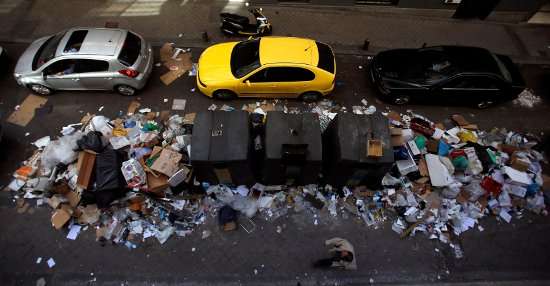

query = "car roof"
[260, 37, 319, 66]
[438, 46, 501, 75]
[56, 28, 127, 57]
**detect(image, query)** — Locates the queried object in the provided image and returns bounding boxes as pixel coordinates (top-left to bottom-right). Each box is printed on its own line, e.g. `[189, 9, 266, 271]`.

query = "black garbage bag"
[95, 148, 126, 191]
[77, 131, 104, 153]
[218, 205, 237, 226]
[80, 189, 127, 209]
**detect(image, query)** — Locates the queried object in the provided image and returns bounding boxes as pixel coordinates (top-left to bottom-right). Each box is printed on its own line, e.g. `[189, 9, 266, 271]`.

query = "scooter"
[220, 8, 272, 37]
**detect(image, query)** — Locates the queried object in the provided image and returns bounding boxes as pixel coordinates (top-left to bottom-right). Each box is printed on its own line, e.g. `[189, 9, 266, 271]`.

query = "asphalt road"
[0, 42, 550, 285]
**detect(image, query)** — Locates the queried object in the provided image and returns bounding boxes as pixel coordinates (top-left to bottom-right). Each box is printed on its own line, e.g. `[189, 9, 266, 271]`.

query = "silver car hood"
[14, 36, 51, 75]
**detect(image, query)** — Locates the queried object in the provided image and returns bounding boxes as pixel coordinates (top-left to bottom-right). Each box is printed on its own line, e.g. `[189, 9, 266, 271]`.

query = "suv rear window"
[118, 32, 141, 66]
[316, 42, 335, 74]
[64, 30, 88, 53]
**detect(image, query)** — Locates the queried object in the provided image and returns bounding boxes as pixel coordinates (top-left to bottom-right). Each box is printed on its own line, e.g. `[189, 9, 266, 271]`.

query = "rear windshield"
[63, 30, 88, 53]
[316, 42, 334, 74]
[118, 32, 141, 66]
[231, 38, 261, 78]
[32, 32, 65, 70]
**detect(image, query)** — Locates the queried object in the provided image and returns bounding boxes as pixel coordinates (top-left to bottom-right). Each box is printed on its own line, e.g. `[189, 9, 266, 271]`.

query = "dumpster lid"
[336, 112, 393, 164]
[265, 112, 322, 161]
[191, 111, 249, 162]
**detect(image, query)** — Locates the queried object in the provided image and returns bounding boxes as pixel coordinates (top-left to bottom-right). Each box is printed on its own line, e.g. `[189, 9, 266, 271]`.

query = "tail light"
[119, 69, 139, 78]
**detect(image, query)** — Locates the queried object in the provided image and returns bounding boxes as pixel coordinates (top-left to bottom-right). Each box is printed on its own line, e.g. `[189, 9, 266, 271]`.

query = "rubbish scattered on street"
[66, 224, 82, 240]
[172, 99, 187, 111]
[6, 98, 548, 257]
[7, 94, 48, 127]
[47, 258, 56, 268]
[513, 89, 541, 108]
[36, 277, 46, 286]
[159, 43, 193, 85]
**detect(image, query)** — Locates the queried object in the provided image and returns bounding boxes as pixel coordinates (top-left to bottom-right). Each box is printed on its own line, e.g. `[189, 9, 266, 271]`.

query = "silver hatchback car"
[14, 27, 153, 96]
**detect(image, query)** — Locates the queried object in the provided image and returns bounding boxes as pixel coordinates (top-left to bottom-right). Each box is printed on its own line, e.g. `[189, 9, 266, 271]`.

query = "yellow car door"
[238, 66, 316, 98]
[237, 67, 278, 98]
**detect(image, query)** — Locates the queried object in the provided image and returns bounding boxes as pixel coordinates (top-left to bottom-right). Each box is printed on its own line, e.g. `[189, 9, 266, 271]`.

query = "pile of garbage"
[5, 100, 549, 255]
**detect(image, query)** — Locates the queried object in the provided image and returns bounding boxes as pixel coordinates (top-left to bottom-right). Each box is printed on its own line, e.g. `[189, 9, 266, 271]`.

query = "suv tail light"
[119, 69, 139, 78]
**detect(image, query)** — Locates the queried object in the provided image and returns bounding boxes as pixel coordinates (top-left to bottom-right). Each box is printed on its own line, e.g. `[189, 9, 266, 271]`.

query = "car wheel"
[301, 91, 320, 103]
[392, 95, 410, 105]
[29, 84, 53, 96]
[476, 100, 494, 109]
[213, 90, 236, 100]
[116, 85, 137, 96]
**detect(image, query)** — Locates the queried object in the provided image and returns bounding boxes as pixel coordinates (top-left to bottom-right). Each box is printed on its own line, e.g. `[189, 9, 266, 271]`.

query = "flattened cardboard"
[391, 135, 404, 147]
[451, 114, 470, 126]
[65, 191, 81, 208]
[390, 127, 403, 136]
[172, 99, 187, 111]
[150, 148, 182, 177]
[183, 113, 196, 124]
[160, 71, 184, 86]
[76, 151, 96, 189]
[7, 94, 48, 127]
[127, 100, 141, 115]
[386, 111, 401, 122]
[51, 208, 71, 230]
[146, 172, 169, 193]
[159, 44, 193, 86]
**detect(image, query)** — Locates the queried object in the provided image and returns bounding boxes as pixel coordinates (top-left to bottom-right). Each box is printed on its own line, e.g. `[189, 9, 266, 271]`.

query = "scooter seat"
[220, 13, 249, 25]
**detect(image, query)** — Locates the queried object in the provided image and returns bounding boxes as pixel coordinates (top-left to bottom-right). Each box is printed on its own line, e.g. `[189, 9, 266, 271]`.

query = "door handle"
[72, 78, 80, 81]
[107, 78, 113, 80]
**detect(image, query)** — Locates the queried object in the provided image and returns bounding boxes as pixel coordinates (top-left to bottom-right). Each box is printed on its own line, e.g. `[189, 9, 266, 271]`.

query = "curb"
[1, 37, 549, 65]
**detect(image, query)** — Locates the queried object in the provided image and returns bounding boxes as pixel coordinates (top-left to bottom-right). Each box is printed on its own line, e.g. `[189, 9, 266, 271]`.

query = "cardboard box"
[65, 191, 81, 208]
[367, 139, 383, 157]
[51, 206, 73, 230]
[390, 127, 403, 136]
[426, 139, 439, 154]
[510, 153, 530, 172]
[147, 172, 169, 193]
[391, 135, 404, 147]
[151, 148, 182, 177]
[76, 150, 96, 190]
[498, 144, 521, 155]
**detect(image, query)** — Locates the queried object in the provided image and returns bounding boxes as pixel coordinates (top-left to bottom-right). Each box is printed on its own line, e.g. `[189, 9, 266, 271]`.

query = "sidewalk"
[0, 0, 549, 63]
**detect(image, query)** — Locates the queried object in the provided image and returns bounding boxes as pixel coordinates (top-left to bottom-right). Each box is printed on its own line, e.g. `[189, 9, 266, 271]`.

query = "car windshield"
[491, 53, 512, 82]
[230, 38, 261, 78]
[32, 32, 65, 70]
[118, 32, 141, 67]
[415, 47, 456, 83]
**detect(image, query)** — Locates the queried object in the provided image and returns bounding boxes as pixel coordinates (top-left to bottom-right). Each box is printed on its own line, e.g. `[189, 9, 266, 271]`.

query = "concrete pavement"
[0, 0, 549, 63]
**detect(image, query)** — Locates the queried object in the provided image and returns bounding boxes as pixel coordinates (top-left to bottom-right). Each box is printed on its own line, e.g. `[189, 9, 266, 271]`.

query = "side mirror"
[245, 80, 251, 86]
[42, 72, 47, 80]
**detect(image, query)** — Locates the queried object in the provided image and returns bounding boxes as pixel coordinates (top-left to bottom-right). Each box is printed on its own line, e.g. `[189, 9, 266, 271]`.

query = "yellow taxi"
[196, 37, 336, 102]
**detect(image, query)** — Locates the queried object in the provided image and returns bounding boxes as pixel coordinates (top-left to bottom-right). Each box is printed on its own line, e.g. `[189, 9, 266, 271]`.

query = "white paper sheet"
[66, 225, 82, 240]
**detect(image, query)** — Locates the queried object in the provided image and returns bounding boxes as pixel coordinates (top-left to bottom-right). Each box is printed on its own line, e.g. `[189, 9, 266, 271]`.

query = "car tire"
[29, 84, 53, 96]
[301, 91, 320, 103]
[476, 100, 494, 109]
[116, 85, 137, 96]
[213, 89, 237, 100]
[392, 95, 410, 105]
